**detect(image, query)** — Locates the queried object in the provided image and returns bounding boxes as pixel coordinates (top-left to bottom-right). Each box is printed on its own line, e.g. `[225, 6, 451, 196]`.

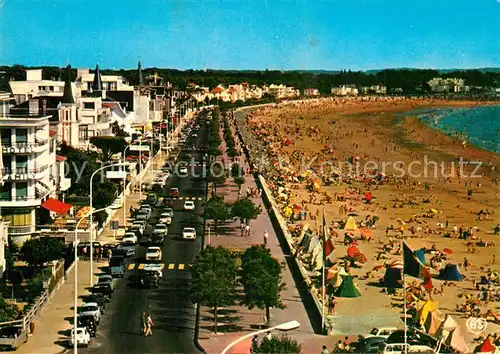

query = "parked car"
[77, 315, 97, 337]
[179, 166, 188, 175]
[357, 336, 387, 353]
[70, 327, 90, 348]
[135, 209, 151, 221]
[158, 212, 172, 225]
[0, 326, 28, 350]
[109, 255, 125, 277]
[116, 243, 135, 257]
[122, 232, 138, 244]
[184, 200, 195, 210]
[92, 284, 112, 297]
[362, 327, 399, 340]
[79, 302, 101, 324]
[97, 274, 114, 291]
[132, 221, 146, 234]
[163, 207, 174, 217]
[145, 246, 162, 261]
[182, 227, 196, 240]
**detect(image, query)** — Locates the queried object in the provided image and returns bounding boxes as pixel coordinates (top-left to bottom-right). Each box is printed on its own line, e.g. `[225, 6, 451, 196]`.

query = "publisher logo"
[466, 317, 487, 335]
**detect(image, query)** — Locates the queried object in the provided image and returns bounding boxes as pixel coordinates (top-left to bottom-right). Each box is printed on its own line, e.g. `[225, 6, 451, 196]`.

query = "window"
[1, 129, 11, 145]
[2, 209, 33, 226]
[49, 86, 54, 91]
[16, 182, 28, 198]
[15, 129, 28, 144]
[83, 102, 95, 109]
[0, 183, 12, 201]
[79, 126, 89, 141]
[2, 156, 11, 172]
[15, 156, 28, 173]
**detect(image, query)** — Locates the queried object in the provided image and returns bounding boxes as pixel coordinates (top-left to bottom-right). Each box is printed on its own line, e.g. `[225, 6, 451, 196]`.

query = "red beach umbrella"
[442, 248, 453, 254]
[347, 246, 360, 257]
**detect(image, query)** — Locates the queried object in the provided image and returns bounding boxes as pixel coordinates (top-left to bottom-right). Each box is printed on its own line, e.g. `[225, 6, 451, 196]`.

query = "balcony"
[2, 165, 50, 181]
[8, 225, 36, 236]
[0, 194, 42, 207]
[2, 138, 50, 154]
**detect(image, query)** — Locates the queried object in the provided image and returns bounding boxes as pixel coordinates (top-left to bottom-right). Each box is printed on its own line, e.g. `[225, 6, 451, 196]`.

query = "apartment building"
[10, 69, 68, 105]
[0, 220, 7, 278]
[428, 77, 468, 93]
[331, 85, 359, 96]
[265, 84, 300, 99]
[303, 88, 320, 97]
[0, 95, 70, 245]
[361, 84, 388, 95]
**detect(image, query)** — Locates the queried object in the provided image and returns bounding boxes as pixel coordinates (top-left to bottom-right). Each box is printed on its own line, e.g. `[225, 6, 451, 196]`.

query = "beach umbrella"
[373, 265, 385, 271]
[430, 209, 439, 214]
[442, 248, 453, 255]
[364, 192, 373, 201]
[347, 212, 358, 217]
[347, 245, 360, 258]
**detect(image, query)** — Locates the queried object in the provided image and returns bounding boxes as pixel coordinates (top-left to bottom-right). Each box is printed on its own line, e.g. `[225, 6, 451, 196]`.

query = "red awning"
[56, 155, 67, 162]
[49, 130, 57, 137]
[41, 198, 72, 214]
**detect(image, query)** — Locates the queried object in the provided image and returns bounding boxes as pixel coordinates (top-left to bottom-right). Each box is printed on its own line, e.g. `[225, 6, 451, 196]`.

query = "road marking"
[178, 264, 185, 270]
[138, 264, 145, 270]
[128, 264, 135, 270]
[179, 197, 184, 200]
[197, 197, 203, 201]
[168, 263, 175, 270]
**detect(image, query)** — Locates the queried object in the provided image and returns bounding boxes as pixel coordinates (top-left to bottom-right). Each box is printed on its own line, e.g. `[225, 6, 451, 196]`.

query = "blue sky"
[1, 0, 499, 70]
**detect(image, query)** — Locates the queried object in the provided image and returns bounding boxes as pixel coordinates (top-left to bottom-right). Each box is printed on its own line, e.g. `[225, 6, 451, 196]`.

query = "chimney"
[28, 99, 39, 115]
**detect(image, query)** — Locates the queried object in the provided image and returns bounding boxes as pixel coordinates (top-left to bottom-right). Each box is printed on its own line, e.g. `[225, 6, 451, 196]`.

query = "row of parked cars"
[70, 274, 115, 347]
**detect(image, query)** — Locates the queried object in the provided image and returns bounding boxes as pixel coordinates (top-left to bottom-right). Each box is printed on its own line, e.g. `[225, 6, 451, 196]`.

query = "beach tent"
[435, 315, 459, 341]
[328, 272, 345, 291]
[423, 309, 445, 336]
[415, 248, 427, 266]
[327, 266, 348, 281]
[444, 327, 469, 354]
[416, 300, 439, 327]
[383, 267, 403, 289]
[296, 223, 310, 245]
[343, 216, 358, 231]
[307, 236, 320, 253]
[438, 264, 464, 281]
[334, 275, 361, 298]
[299, 232, 312, 248]
[476, 337, 495, 353]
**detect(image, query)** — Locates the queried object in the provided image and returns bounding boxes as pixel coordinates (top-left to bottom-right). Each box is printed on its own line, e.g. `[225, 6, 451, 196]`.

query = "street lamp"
[220, 320, 300, 354]
[122, 144, 132, 228]
[73, 206, 108, 353]
[89, 162, 126, 286]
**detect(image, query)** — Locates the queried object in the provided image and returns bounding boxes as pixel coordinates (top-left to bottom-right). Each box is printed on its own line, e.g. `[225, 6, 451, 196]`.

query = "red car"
[168, 187, 179, 198]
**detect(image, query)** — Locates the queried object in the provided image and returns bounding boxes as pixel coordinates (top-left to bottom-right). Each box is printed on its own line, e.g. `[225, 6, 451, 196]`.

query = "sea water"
[410, 105, 500, 155]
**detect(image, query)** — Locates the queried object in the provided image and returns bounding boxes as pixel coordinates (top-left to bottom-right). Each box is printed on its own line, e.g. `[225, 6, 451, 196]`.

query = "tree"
[111, 121, 129, 137]
[252, 335, 302, 354]
[230, 163, 244, 178]
[20, 237, 65, 268]
[234, 176, 245, 197]
[92, 181, 118, 209]
[0, 296, 21, 322]
[231, 198, 262, 224]
[203, 196, 230, 236]
[190, 246, 238, 334]
[207, 163, 227, 195]
[89, 136, 127, 162]
[241, 245, 286, 327]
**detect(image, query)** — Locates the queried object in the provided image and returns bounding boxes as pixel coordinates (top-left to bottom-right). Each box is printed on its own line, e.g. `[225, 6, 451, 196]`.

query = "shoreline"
[236, 97, 500, 350]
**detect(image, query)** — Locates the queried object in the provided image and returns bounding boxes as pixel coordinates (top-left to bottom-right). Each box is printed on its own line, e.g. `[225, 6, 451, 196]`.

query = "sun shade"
[41, 198, 73, 214]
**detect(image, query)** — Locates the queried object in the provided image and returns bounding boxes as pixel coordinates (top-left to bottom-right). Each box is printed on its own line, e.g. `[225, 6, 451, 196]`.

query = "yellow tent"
[416, 300, 439, 327]
[343, 216, 358, 231]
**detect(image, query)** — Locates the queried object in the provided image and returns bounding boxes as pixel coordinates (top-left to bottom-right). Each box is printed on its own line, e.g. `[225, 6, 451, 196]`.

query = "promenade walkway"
[198, 112, 343, 354]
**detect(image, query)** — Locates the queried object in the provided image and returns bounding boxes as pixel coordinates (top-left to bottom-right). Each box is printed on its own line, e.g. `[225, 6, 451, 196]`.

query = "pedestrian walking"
[263, 230, 269, 245]
[241, 223, 246, 237]
[141, 312, 147, 335]
[145, 313, 154, 336]
[321, 345, 330, 354]
[251, 335, 259, 352]
[245, 224, 251, 237]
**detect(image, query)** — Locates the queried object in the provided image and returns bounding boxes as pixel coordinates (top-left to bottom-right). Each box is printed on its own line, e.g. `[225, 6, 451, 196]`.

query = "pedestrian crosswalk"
[178, 197, 204, 201]
[127, 263, 192, 271]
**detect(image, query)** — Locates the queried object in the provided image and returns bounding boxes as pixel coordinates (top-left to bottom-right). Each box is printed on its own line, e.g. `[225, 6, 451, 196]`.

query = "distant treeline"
[1, 65, 499, 94]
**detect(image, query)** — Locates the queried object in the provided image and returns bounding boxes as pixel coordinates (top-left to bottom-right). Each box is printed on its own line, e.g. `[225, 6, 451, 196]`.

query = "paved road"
[74, 116, 207, 354]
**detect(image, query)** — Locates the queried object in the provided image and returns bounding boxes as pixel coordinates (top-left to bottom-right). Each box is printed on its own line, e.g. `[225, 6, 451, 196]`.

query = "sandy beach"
[242, 97, 500, 349]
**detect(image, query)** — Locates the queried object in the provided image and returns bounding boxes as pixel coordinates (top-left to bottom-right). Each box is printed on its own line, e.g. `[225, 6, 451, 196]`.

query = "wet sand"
[246, 97, 500, 346]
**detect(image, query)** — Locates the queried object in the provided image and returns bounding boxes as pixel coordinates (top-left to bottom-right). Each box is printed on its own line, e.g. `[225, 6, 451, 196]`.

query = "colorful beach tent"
[383, 267, 402, 289]
[416, 300, 439, 327]
[438, 264, 464, 281]
[334, 275, 361, 298]
[328, 272, 345, 290]
[476, 337, 495, 353]
[414, 249, 427, 266]
[343, 216, 358, 231]
[435, 315, 458, 341]
[423, 309, 445, 336]
[444, 327, 469, 354]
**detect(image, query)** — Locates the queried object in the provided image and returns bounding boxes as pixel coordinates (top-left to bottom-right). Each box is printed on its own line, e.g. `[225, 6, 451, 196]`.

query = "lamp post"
[73, 206, 108, 353]
[220, 320, 300, 354]
[122, 144, 132, 228]
[89, 162, 126, 286]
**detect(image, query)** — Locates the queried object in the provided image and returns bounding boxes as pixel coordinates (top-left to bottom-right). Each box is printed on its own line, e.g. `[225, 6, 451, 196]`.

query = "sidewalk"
[199, 114, 342, 353]
[17, 260, 106, 354]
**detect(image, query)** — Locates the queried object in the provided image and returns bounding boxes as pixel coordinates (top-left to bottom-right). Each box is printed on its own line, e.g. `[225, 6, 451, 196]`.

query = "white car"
[70, 327, 90, 347]
[184, 200, 195, 210]
[145, 247, 162, 261]
[361, 326, 399, 339]
[122, 232, 138, 244]
[163, 207, 174, 217]
[182, 227, 196, 240]
[143, 263, 163, 278]
[132, 221, 146, 233]
[97, 274, 114, 291]
[153, 224, 168, 236]
[79, 302, 101, 323]
[179, 166, 188, 174]
[158, 212, 172, 225]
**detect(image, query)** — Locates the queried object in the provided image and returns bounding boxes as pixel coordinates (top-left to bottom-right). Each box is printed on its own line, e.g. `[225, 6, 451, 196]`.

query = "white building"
[428, 77, 468, 93]
[0, 95, 70, 245]
[361, 85, 387, 95]
[0, 219, 7, 278]
[10, 69, 68, 105]
[331, 85, 359, 96]
[265, 84, 300, 99]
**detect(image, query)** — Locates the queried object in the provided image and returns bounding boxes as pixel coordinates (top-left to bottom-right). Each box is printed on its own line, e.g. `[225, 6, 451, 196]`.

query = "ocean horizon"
[406, 105, 500, 155]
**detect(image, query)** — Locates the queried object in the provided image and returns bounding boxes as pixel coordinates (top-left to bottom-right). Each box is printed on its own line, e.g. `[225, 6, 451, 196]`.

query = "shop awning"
[41, 198, 73, 214]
